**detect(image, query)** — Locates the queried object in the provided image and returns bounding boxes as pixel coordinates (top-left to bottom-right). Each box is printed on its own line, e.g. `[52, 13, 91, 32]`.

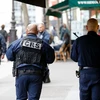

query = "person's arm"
[6, 43, 15, 61]
[6, 39, 21, 61]
[71, 40, 78, 62]
[43, 42, 55, 64]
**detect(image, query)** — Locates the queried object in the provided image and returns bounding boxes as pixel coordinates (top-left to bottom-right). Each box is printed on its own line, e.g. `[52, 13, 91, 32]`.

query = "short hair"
[38, 22, 45, 26]
[1, 24, 5, 29]
[87, 18, 98, 28]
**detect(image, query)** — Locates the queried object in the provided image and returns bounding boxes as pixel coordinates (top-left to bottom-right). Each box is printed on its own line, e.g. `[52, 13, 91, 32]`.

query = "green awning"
[46, 0, 77, 18]
[46, 0, 100, 18]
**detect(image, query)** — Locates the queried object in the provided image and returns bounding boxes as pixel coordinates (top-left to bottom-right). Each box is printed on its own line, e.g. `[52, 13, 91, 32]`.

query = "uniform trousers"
[79, 68, 100, 100]
[15, 74, 43, 100]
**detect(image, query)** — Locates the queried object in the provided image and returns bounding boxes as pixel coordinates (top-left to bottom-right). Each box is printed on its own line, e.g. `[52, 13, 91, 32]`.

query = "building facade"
[14, 1, 43, 25]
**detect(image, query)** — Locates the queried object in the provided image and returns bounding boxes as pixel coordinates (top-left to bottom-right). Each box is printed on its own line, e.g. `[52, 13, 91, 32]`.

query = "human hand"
[1, 55, 4, 59]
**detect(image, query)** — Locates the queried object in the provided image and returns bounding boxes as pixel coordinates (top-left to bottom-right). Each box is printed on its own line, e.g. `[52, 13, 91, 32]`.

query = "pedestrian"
[60, 23, 70, 41]
[38, 22, 53, 44]
[59, 33, 70, 59]
[71, 18, 100, 100]
[0, 24, 8, 42]
[6, 23, 55, 100]
[37, 22, 53, 83]
[0, 34, 6, 63]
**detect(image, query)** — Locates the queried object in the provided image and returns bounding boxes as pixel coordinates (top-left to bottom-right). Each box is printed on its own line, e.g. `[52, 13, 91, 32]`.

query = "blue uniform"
[71, 31, 100, 100]
[6, 34, 55, 100]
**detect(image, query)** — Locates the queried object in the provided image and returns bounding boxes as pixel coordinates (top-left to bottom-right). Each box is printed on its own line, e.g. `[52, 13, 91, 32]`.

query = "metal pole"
[9, 0, 17, 44]
[43, 8, 47, 28]
[69, 8, 71, 55]
[43, 0, 49, 30]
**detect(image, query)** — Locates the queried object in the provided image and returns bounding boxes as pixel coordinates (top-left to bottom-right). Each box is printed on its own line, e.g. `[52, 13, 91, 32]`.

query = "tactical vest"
[15, 37, 43, 67]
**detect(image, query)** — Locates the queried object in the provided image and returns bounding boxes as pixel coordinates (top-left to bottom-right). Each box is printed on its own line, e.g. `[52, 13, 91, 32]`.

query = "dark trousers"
[79, 68, 100, 100]
[15, 74, 43, 100]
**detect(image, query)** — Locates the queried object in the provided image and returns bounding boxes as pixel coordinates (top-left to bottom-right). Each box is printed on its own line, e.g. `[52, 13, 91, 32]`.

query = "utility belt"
[76, 66, 100, 78]
[17, 69, 43, 76]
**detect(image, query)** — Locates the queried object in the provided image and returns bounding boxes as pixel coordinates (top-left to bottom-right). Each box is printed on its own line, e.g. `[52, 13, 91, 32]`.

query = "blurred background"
[0, 0, 100, 43]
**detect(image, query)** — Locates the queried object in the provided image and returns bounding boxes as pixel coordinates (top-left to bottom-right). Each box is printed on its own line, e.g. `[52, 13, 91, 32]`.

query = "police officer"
[71, 18, 100, 100]
[38, 23, 53, 83]
[6, 24, 55, 100]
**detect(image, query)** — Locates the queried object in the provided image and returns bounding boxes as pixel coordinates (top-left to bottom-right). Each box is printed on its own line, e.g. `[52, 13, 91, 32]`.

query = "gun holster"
[76, 70, 80, 78]
[75, 67, 82, 78]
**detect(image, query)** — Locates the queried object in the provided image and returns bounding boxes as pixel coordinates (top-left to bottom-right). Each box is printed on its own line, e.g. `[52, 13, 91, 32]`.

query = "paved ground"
[0, 58, 80, 100]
